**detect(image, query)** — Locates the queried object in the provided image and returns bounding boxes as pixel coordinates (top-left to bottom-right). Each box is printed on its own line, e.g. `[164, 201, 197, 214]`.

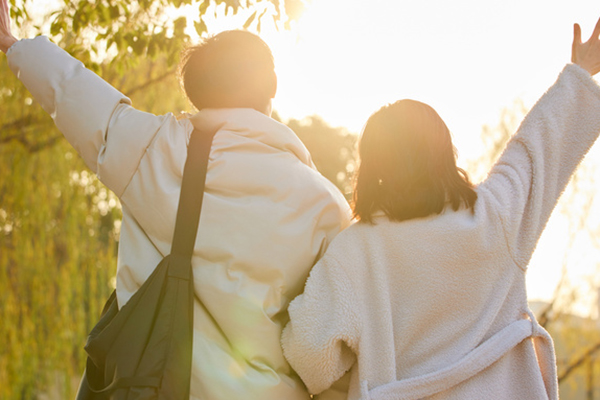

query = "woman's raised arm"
[478, 16, 600, 270]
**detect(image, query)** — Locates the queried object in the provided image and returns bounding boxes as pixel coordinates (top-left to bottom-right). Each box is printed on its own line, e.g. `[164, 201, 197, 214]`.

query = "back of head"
[353, 99, 477, 223]
[180, 30, 277, 112]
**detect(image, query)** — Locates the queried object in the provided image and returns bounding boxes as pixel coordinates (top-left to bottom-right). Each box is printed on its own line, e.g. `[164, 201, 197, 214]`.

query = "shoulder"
[326, 220, 368, 247]
[317, 221, 379, 269]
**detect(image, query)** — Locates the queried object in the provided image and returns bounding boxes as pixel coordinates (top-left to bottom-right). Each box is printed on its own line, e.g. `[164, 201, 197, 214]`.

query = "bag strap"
[168, 126, 218, 279]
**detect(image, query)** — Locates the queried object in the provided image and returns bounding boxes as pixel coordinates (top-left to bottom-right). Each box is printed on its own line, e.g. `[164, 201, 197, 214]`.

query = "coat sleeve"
[7, 36, 180, 197]
[281, 254, 360, 395]
[478, 64, 600, 269]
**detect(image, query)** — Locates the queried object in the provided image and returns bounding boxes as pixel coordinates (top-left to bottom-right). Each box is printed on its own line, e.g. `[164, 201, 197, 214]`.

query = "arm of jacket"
[7, 36, 180, 197]
[478, 63, 600, 270]
[281, 254, 360, 395]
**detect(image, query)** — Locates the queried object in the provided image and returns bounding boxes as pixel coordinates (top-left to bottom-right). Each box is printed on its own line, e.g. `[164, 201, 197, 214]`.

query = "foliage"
[466, 99, 527, 183]
[1, 1, 314, 398]
[7, 0, 599, 398]
[0, 48, 130, 398]
[11, 0, 306, 72]
[554, 314, 600, 398]
[284, 115, 357, 196]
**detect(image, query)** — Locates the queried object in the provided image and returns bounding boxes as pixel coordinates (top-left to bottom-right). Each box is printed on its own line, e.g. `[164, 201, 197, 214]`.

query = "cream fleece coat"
[282, 64, 600, 400]
[8, 37, 352, 400]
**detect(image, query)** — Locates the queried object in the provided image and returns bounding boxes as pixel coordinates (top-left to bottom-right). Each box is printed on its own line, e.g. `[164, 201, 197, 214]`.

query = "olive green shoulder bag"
[76, 126, 217, 400]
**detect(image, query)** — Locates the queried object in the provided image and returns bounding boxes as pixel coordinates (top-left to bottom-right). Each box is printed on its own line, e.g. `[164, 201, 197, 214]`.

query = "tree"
[1, 1, 310, 398]
[11, 0, 307, 70]
[284, 114, 357, 196]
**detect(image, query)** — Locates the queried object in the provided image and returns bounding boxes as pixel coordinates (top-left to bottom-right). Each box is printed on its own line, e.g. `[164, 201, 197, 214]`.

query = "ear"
[269, 70, 278, 99]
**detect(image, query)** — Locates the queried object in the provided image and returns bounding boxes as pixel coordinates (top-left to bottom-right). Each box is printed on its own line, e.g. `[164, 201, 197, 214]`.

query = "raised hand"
[0, 0, 17, 54]
[572, 16, 600, 75]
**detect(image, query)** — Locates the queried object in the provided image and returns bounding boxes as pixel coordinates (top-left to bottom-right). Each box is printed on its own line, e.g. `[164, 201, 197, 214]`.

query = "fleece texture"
[8, 36, 353, 400]
[282, 63, 600, 400]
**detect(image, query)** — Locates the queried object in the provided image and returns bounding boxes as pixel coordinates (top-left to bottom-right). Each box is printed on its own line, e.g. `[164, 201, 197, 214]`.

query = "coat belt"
[361, 311, 556, 400]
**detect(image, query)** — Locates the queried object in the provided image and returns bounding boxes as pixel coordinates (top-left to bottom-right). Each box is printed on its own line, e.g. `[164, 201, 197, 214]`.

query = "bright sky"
[267, 0, 600, 154]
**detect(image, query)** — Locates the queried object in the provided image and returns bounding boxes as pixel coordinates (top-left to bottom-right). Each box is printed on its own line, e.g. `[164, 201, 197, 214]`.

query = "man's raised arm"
[0, 0, 17, 53]
[0, 0, 181, 197]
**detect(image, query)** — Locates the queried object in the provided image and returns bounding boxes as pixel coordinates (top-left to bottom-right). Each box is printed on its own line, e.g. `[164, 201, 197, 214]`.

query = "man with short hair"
[0, 1, 352, 398]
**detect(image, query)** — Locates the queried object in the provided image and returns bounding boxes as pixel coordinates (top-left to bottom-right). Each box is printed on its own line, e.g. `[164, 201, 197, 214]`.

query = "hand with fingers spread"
[572, 17, 600, 75]
[0, 0, 17, 54]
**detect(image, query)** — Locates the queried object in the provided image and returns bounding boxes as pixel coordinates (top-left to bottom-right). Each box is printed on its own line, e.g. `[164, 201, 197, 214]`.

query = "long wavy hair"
[353, 99, 477, 223]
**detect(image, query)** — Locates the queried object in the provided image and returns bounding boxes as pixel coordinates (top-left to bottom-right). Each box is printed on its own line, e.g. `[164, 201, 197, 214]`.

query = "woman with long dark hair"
[282, 17, 600, 400]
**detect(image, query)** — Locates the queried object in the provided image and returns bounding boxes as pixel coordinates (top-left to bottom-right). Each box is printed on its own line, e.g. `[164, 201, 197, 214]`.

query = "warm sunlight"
[20, 0, 600, 316]
[254, 0, 600, 317]
[5, 0, 600, 397]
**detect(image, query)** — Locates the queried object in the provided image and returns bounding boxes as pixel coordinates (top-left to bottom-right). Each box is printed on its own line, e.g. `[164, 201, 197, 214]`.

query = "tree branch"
[1, 68, 176, 153]
[0, 114, 61, 152]
[0, 130, 62, 153]
[0, 115, 46, 133]
[123, 68, 177, 97]
[538, 273, 567, 328]
[26, 135, 63, 153]
[558, 340, 600, 383]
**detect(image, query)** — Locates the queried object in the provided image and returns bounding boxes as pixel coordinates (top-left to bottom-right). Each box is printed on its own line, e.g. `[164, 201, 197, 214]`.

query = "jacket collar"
[189, 108, 314, 167]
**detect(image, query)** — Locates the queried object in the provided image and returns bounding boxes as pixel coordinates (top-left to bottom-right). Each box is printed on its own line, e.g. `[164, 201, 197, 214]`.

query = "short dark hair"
[179, 30, 277, 111]
[353, 99, 477, 223]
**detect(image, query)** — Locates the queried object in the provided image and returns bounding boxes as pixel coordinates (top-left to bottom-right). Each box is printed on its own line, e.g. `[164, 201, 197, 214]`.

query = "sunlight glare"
[164, 0, 600, 318]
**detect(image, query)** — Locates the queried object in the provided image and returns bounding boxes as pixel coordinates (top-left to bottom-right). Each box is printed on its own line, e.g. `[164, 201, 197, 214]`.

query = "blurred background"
[1, 0, 600, 398]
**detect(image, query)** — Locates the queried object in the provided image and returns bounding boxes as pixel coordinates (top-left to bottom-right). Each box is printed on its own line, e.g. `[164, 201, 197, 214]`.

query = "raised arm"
[1, 0, 185, 197]
[479, 17, 600, 269]
[0, 0, 17, 53]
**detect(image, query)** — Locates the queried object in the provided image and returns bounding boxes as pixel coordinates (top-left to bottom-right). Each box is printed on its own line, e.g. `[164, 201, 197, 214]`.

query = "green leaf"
[72, 13, 81, 34]
[173, 16, 187, 37]
[147, 38, 157, 58]
[124, 33, 135, 48]
[50, 19, 62, 36]
[153, 31, 167, 51]
[132, 36, 147, 56]
[109, 5, 120, 19]
[272, 0, 281, 18]
[243, 10, 257, 29]
[97, 30, 110, 40]
[167, 47, 179, 66]
[99, 4, 111, 24]
[199, 1, 210, 15]
[114, 32, 125, 51]
[256, 7, 268, 32]
[194, 19, 207, 36]
[122, 1, 131, 18]
[90, 62, 101, 73]
[225, 0, 241, 13]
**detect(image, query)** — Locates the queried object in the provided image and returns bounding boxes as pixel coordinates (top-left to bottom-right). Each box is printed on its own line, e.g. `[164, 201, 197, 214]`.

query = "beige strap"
[364, 315, 551, 400]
